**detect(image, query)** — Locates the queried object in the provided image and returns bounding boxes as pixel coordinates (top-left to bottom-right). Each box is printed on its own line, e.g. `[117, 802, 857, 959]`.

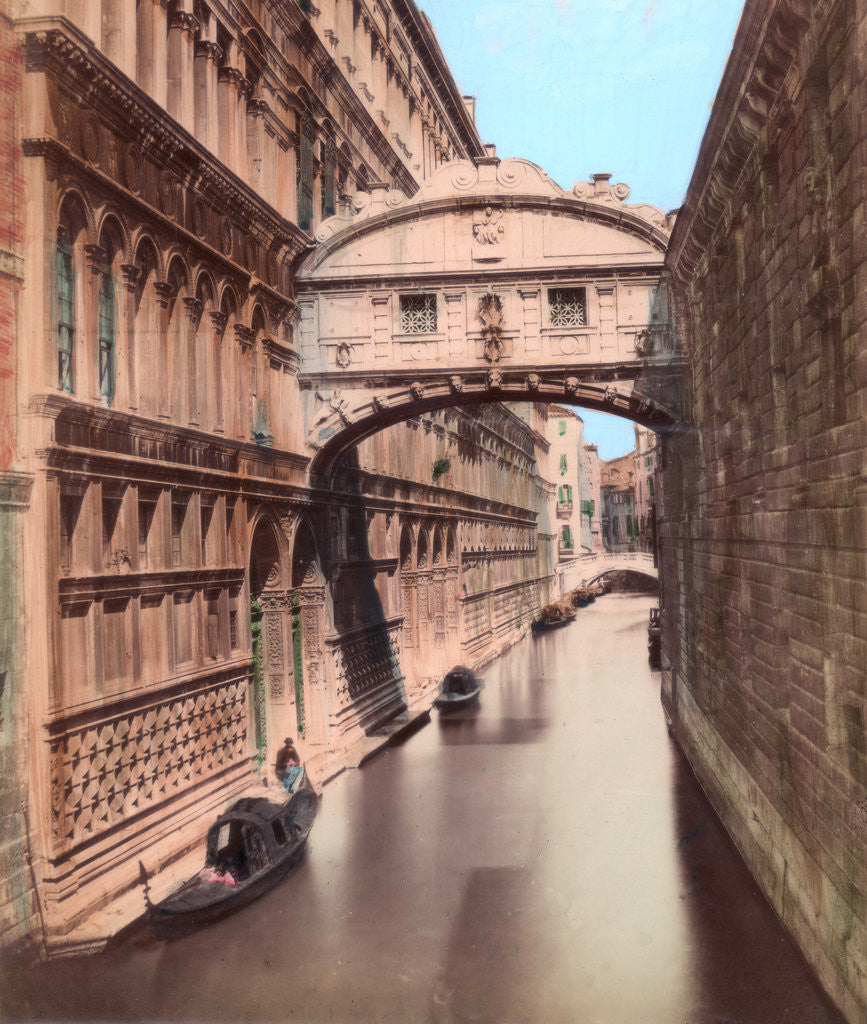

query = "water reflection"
[2, 595, 845, 1023]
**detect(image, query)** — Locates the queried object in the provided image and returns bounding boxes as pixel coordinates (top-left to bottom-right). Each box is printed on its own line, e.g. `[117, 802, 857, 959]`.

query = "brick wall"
[656, 1, 867, 1019]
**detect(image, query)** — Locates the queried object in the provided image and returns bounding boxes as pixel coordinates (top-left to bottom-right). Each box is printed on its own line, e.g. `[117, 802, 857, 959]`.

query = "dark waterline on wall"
[3, 595, 845, 1023]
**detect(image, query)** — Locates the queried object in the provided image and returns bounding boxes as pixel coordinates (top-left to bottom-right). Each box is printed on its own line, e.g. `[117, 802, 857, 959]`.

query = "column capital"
[84, 244, 106, 274]
[153, 281, 176, 308]
[195, 40, 223, 63]
[209, 310, 227, 336]
[120, 263, 141, 291]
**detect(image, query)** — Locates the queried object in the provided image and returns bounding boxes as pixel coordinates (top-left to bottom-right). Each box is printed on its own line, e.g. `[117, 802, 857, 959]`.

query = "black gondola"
[433, 665, 483, 711]
[148, 777, 318, 930]
[531, 601, 577, 631]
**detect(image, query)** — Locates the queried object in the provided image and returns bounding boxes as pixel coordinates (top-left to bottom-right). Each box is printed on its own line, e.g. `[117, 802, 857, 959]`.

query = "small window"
[549, 287, 586, 327]
[171, 493, 189, 568]
[59, 489, 84, 570]
[559, 454, 567, 476]
[400, 294, 437, 334]
[102, 490, 123, 566]
[558, 420, 567, 435]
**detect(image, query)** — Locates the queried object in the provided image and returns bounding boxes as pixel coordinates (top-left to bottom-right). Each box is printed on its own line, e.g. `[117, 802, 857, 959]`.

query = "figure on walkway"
[275, 737, 303, 793]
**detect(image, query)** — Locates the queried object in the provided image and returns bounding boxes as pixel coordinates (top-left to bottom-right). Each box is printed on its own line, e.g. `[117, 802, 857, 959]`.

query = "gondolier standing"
[275, 737, 302, 792]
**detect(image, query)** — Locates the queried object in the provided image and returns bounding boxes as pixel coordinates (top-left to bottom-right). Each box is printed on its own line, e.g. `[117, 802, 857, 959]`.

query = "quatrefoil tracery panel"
[50, 681, 250, 848]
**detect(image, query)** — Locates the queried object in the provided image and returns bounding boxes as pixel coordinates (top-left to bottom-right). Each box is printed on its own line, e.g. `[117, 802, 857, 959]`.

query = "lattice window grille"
[400, 294, 437, 334]
[549, 288, 587, 327]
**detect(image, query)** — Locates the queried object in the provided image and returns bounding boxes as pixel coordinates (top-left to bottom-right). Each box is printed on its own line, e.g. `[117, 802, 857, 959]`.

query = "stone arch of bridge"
[294, 154, 678, 482]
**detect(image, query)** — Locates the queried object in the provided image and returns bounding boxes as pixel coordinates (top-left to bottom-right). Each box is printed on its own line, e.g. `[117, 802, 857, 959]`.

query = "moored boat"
[147, 776, 318, 930]
[434, 665, 483, 711]
[531, 601, 577, 631]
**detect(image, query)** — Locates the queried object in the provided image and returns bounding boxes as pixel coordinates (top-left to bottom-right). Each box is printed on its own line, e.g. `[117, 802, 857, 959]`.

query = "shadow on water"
[670, 742, 847, 1024]
[436, 713, 550, 746]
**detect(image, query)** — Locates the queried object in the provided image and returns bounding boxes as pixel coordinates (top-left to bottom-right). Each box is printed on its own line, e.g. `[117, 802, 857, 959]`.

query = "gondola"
[147, 776, 318, 931]
[433, 665, 483, 711]
[531, 602, 577, 631]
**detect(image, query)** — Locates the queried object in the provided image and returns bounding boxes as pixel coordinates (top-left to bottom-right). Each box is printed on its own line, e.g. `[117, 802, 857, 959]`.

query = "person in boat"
[275, 737, 303, 792]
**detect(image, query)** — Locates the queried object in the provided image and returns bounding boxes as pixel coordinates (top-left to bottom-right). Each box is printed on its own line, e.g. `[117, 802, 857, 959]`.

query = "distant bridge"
[574, 552, 658, 586]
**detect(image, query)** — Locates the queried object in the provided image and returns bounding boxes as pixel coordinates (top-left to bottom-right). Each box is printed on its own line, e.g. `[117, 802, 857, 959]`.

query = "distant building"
[581, 443, 603, 552]
[547, 405, 584, 563]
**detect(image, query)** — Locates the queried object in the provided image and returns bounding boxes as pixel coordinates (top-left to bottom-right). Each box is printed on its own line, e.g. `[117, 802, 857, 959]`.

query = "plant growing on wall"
[432, 458, 451, 481]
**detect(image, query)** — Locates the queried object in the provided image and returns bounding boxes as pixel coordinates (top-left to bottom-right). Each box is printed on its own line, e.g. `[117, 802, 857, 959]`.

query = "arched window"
[320, 127, 336, 219]
[133, 239, 159, 415]
[298, 108, 316, 231]
[220, 288, 239, 436]
[56, 229, 76, 392]
[97, 247, 117, 404]
[55, 195, 88, 394]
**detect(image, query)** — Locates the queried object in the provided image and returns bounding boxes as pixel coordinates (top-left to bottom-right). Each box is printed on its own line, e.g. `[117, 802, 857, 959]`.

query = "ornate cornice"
[666, 0, 812, 285]
[18, 18, 311, 261]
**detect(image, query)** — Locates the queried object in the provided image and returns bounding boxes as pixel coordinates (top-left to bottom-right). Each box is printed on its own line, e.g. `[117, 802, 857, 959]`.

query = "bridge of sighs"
[294, 153, 678, 476]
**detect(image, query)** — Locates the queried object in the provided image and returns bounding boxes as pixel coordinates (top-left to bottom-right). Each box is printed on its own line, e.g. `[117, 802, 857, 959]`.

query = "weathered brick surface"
[656, 1, 867, 1020]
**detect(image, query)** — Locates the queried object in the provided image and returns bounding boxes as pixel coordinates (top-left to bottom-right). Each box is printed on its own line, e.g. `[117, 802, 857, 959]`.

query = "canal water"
[4, 594, 845, 1024]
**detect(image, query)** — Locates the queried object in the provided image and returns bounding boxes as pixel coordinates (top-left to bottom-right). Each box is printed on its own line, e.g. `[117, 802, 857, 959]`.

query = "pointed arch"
[54, 192, 90, 394]
[399, 523, 414, 571]
[416, 526, 429, 570]
[432, 523, 444, 566]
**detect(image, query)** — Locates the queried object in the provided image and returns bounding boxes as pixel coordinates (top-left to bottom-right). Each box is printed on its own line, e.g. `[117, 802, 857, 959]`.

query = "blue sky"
[420, 0, 745, 459]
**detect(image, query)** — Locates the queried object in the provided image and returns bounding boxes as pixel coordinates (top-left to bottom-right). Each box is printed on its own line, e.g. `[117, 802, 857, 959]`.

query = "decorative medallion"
[158, 171, 180, 217]
[190, 197, 208, 238]
[55, 95, 72, 143]
[79, 114, 101, 164]
[219, 217, 233, 256]
[123, 144, 143, 194]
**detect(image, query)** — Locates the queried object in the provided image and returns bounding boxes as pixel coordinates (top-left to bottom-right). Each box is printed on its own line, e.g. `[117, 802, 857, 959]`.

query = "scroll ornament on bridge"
[307, 389, 350, 448]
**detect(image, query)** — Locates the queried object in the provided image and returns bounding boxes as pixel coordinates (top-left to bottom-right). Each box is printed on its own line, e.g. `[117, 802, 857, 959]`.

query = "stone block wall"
[657, 1, 866, 1019]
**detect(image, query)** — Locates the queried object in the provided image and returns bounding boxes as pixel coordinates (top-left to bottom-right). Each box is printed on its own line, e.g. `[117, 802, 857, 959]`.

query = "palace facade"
[1, 0, 557, 953]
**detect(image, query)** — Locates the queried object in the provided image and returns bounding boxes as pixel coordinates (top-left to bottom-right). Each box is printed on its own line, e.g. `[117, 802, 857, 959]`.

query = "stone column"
[153, 281, 175, 419]
[208, 311, 226, 433]
[194, 41, 221, 151]
[182, 297, 201, 426]
[167, 4, 198, 132]
[217, 46, 246, 175]
[136, 0, 169, 108]
[296, 586, 328, 750]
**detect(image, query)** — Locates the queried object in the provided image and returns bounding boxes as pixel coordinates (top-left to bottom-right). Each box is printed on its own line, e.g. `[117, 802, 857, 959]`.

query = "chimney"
[462, 95, 477, 124]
